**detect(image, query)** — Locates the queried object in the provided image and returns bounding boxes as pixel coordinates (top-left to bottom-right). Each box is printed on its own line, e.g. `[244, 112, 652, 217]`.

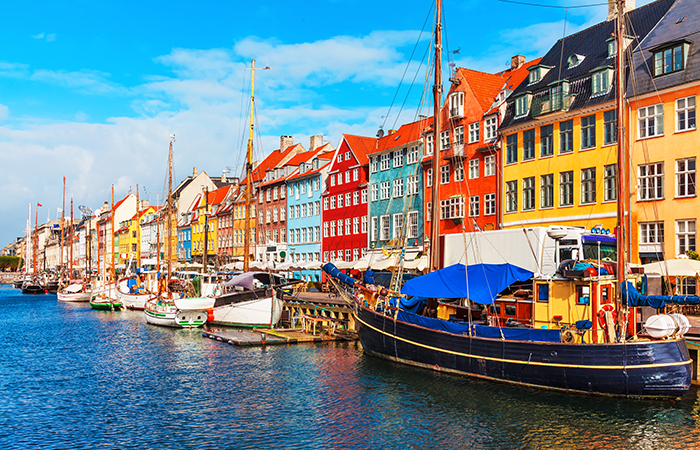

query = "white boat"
[117, 274, 158, 310]
[144, 294, 210, 328]
[210, 272, 291, 327]
[57, 283, 92, 302]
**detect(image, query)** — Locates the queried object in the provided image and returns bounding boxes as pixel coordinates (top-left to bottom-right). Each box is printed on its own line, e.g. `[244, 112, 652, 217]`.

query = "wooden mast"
[111, 185, 115, 287]
[61, 176, 65, 276]
[136, 184, 141, 270]
[615, 0, 627, 338]
[33, 204, 39, 283]
[70, 197, 74, 279]
[429, 0, 443, 272]
[244, 59, 256, 273]
[202, 186, 209, 274]
[166, 135, 174, 290]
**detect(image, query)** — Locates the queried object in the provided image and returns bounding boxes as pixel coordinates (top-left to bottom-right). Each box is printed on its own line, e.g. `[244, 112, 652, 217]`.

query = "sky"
[0, 0, 652, 247]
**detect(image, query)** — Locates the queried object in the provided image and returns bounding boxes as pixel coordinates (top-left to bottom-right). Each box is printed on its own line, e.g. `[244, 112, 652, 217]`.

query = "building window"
[407, 146, 419, 164]
[337, 220, 343, 236]
[677, 96, 696, 132]
[541, 174, 553, 208]
[345, 171, 351, 183]
[353, 191, 359, 205]
[323, 222, 328, 238]
[380, 153, 390, 171]
[469, 196, 480, 217]
[344, 249, 351, 262]
[484, 193, 496, 216]
[560, 120, 573, 154]
[523, 129, 535, 160]
[370, 157, 378, 173]
[638, 162, 664, 201]
[515, 95, 530, 117]
[440, 165, 450, 184]
[392, 178, 404, 198]
[439, 197, 464, 220]
[361, 216, 367, 234]
[393, 214, 403, 239]
[353, 168, 359, 181]
[654, 44, 685, 77]
[484, 155, 495, 177]
[371, 217, 378, 241]
[485, 116, 497, 141]
[581, 114, 596, 149]
[454, 161, 464, 182]
[380, 181, 390, 200]
[427, 168, 433, 187]
[399, 211, 416, 239]
[506, 134, 518, 164]
[345, 218, 351, 235]
[449, 91, 464, 117]
[560, 171, 574, 206]
[591, 69, 611, 95]
[676, 157, 696, 198]
[581, 168, 596, 204]
[323, 197, 328, 210]
[469, 159, 479, 179]
[639, 104, 664, 138]
[523, 177, 535, 210]
[453, 126, 464, 146]
[380, 215, 390, 240]
[330, 196, 336, 209]
[640, 222, 664, 245]
[677, 219, 696, 254]
[440, 130, 450, 151]
[604, 164, 617, 202]
[330, 175, 335, 187]
[426, 202, 432, 221]
[425, 134, 434, 156]
[540, 125, 553, 157]
[345, 192, 351, 206]
[407, 175, 419, 195]
[371, 184, 378, 202]
[361, 189, 368, 203]
[468, 123, 479, 144]
[393, 150, 404, 168]
[505, 181, 518, 213]
[604, 110, 617, 144]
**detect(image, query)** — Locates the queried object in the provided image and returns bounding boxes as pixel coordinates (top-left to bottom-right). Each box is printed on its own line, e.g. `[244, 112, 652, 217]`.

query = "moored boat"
[57, 282, 92, 302]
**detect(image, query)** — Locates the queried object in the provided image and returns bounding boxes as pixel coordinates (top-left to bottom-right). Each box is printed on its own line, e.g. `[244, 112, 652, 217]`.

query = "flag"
[37, 203, 43, 207]
[63, 175, 66, 183]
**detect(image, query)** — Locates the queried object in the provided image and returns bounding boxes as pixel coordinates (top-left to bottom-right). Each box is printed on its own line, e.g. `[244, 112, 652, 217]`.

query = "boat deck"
[202, 326, 357, 347]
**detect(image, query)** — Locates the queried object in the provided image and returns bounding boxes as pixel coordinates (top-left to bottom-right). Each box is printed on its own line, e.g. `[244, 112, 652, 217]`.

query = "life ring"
[597, 304, 617, 328]
[562, 329, 575, 343]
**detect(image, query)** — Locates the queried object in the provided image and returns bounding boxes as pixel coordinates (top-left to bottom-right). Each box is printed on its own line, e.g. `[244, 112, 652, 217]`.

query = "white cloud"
[0, 104, 8, 121]
[30, 69, 126, 95]
[32, 32, 45, 39]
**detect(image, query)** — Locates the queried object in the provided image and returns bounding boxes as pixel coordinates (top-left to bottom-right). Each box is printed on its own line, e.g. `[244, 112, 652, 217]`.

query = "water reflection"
[1, 284, 700, 449]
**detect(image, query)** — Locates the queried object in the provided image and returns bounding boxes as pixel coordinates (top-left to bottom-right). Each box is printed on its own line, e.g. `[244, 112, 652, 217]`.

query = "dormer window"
[528, 64, 552, 84]
[449, 92, 464, 118]
[567, 54, 585, 68]
[652, 41, 690, 77]
[607, 38, 617, 57]
[591, 66, 613, 96]
[514, 93, 532, 118]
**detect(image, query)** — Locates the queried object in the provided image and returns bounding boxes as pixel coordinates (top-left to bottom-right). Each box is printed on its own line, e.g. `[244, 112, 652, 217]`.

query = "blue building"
[367, 120, 427, 260]
[286, 145, 334, 282]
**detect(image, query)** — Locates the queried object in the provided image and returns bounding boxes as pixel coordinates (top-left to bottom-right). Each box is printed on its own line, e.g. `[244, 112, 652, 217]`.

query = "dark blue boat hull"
[355, 305, 691, 398]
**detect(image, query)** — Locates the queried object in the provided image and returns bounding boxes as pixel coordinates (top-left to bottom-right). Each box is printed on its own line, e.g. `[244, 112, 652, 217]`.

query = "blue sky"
[0, 0, 649, 246]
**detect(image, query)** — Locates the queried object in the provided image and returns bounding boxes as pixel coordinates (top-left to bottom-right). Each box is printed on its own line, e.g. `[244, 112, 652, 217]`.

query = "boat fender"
[597, 304, 617, 328]
[207, 308, 214, 323]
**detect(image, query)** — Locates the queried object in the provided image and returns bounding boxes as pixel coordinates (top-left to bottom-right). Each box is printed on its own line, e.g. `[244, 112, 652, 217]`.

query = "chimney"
[310, 135, 323, 151]
[193, 167, 198, 177]
[607, 0, 634, 21]
[510, 55, 526, 71]
[280, 135, 293, 152]
[222, 170, 227, 183]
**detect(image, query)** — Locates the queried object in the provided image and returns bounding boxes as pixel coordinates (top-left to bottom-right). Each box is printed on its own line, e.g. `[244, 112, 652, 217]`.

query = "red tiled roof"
[342, 134, 377, 166]
[287, 159, 332, 181]
[496, 57, 542, 90]
[372, 118, 431, 155]
[458, 68, 509, 112]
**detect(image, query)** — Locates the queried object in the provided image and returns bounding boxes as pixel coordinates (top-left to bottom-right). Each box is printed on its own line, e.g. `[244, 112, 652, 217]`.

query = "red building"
[423, 56, 540, 239]
[322, 134, 376, 264]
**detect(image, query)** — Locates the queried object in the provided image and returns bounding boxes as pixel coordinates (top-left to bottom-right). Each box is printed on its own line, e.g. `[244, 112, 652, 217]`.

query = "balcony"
[531, 93, 574, 117]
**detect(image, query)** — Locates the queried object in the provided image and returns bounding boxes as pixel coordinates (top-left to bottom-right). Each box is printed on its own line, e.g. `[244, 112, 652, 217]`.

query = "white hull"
[210, 291, 282, 327]
[144, 297, 209, 328]
[57, 291, 92, 302]
[117, 277, 158, 310]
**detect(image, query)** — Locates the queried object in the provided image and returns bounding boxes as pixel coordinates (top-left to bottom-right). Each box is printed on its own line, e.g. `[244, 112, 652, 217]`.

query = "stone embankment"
[0, 273, 18, 284]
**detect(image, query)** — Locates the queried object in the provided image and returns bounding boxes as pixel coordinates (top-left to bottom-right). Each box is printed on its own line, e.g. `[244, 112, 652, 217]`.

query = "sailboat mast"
[61, 176, 65, 273]
[244, 58, 256, 273]
[166, 136, 174, 287]
[70, 198, 74, 279]
[136, 184, 141, 269]
[429, 0, 443, 272]
[34, 205, 39, 281]
[111, 185, 115, 285]
[615, 0, 626, 325]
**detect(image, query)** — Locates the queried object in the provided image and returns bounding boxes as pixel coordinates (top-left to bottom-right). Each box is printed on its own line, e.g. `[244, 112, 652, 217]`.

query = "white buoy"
[669, 313, 691, 336]
[644, 315, 676, 338]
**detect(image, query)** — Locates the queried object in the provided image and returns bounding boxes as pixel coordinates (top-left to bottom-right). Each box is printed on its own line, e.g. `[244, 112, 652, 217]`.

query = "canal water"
[2, 284, 700, 449]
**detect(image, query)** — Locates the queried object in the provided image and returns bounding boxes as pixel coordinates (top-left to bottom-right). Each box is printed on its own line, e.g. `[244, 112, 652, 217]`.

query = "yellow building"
[231, 188, 256, 261]
[498, 3, 672, 240]
[191, 186, 230, 265]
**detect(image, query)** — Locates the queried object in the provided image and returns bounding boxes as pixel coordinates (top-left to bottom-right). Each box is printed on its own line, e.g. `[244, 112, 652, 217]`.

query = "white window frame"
[676, 96, 696, 132]
[677, 219, 696, 255]
[484, 116, 497, 141]
[676, 157, 696, 198]
[380, 215, 390, 240]
[380, 153, 391, 171]
[469, 159, 479, 179]
[392, 213, 403, 239]
[469, 195, 480, 217]
[468, 123, 479, 144]
[638, 162, 664, 201]
[393, 150, 404, 168]
[392, 178, 404, 198]
[638, 104, 664, 139]
[484, 193, 496, 216]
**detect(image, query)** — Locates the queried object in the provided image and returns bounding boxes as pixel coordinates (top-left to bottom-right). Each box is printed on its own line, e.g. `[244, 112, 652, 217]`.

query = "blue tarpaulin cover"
[399, 296, 427, 314]
[400, 263, 534, 305]
[396, 310, 561, 343]
[622, 281, 700, 309]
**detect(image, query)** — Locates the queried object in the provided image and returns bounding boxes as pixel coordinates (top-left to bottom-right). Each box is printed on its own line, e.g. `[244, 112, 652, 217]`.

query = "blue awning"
[400, 263, 534, 305]
[622, 281, 700, 308]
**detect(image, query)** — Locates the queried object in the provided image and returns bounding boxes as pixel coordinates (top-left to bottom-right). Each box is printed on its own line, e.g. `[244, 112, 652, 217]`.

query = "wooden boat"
[57, 282, 92, 302]
[21, 281, 46, 295]
[90, 294, 122, 311]
[117, 273, 157, 310]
